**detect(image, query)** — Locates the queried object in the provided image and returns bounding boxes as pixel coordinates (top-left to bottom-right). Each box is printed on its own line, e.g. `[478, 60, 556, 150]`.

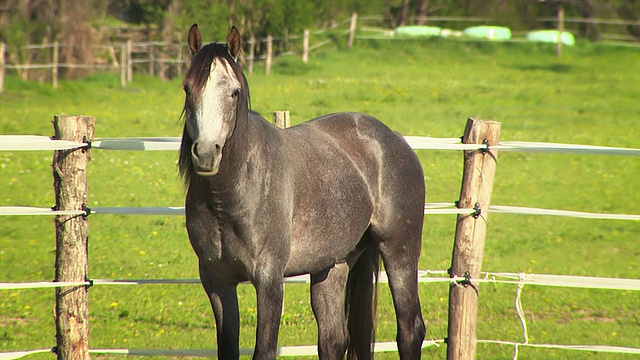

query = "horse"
[179, 24, 426, 360]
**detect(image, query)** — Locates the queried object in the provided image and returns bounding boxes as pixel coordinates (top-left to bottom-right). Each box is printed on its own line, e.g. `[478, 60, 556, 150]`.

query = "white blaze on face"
[191, 58, 242, 175]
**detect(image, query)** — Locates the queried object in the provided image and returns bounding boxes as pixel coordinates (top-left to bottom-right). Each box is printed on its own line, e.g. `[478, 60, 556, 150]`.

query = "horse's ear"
[227, 26, 241, 60]
[188, 23, 202, 55]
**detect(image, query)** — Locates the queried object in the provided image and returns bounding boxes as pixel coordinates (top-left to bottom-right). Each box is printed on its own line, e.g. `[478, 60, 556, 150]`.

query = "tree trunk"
[416, 0, 429, 25]
[159, 0, 182, 80]
[581, 0, 599, 41]
[399, 0, 410, 26]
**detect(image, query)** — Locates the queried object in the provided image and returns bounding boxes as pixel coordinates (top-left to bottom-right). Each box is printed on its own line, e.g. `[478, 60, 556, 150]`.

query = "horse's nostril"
[191, 142, 199, 158]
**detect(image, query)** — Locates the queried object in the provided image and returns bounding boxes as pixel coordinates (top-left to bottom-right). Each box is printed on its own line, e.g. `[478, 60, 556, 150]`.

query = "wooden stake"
[127, 40, 133, 82]
[273, 111, 290, 129]
[149, 43, 155, 76]
[557, 6, 564, 59]
[447, 118, 501, 360]
[120, 42, 127, 88]
[52, 41, 59, 89]
[302, 29, 310, 64]
[265, 35, 273, 76]
[0, 42, 6, 94]
[248, 35, 256, 76]
[53, 115, 95, 360]
[348, 13, 358, 49]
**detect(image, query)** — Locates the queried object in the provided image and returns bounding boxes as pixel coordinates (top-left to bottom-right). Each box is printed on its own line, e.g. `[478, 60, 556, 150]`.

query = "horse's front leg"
[252, 271, 285, 360]
[199, 261, 240, 359]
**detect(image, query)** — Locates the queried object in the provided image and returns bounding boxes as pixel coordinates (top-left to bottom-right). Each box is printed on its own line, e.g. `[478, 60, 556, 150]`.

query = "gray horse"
[179, 24, 426, 359]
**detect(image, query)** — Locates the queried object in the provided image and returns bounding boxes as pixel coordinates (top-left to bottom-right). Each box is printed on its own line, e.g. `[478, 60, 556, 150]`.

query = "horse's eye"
[231, 89, 240, 98]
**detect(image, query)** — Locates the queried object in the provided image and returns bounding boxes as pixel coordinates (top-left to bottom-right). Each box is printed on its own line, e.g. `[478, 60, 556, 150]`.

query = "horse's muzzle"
[191, 141, 222, 176]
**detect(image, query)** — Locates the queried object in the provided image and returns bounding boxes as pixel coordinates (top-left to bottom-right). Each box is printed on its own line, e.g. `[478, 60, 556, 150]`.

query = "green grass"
[1, 39, 639, 359]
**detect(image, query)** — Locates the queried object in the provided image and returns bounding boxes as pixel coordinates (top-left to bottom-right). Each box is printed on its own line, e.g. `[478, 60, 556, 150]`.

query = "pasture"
[1, 38, 639, 359]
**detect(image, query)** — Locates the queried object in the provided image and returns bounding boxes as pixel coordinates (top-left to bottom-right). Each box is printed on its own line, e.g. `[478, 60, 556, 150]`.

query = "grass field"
[1, 37, 639, 359]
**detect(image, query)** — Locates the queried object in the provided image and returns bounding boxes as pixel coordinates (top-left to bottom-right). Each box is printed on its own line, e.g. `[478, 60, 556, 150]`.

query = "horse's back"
[288, 112, 423, 188]
[302, 111, 425, 229]
[282, 112, 424, 269]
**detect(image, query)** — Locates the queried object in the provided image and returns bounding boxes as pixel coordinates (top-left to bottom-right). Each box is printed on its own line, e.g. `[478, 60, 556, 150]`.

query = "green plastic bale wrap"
[526, 30, 576, 45]
[395, 25, 442, 37]
[463, 26, 512, 40]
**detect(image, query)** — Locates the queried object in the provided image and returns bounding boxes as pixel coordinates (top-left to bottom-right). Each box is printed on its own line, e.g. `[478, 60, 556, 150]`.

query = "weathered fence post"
[347, 13, 358, 49]
[149, 42, 155, 76]
[302, 29, 310, 64]
[53, 115, 95, 360]
[447, 118, 501, 360]
[176, 42, 184, 78]
[52, 41, 59, 89]
[0, 42, 6, 94]
[248, 35, 256, 76]
[126, 40, 133, 83]
[273, 111, 290, 129]
[265, 35, 273, 76]
[557, 6, 564, 58]
[120, 42, 127, 88]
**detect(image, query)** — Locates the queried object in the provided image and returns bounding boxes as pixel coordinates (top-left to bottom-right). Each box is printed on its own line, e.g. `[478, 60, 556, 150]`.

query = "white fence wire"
[2, 270, 639, 291]
[2, 203, 640, 221]
[1, 134, 639, 358]
[4, 134, 640, 156]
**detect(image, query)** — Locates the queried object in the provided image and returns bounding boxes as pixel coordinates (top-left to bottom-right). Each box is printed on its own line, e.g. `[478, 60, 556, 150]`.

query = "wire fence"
[2, 13, 639, 94]
[1, 134, 639, 359]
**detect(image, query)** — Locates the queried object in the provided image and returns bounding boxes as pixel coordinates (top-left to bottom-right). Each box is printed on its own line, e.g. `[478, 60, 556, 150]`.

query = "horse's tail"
[346, 244, 380, 360]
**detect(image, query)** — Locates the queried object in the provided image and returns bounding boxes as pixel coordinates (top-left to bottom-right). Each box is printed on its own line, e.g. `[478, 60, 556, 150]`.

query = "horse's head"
[180, 24, 247, 179]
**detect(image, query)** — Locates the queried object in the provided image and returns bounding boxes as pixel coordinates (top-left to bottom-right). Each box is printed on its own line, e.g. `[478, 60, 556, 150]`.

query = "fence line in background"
[2, 13, 638, 92]
[0, 24, 340, 91]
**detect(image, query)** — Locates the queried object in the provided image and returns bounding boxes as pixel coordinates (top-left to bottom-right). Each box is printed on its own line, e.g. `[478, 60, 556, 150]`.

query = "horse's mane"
[178, 42, 250, 187]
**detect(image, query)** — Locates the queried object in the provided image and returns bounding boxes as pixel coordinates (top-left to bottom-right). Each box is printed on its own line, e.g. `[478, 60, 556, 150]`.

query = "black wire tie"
[82, 136, 91, 153]
[473, 203, 482, 219]
[464, 271, 472, 284]
[81, 204, 91, 218]
[481, 139, 489, 154]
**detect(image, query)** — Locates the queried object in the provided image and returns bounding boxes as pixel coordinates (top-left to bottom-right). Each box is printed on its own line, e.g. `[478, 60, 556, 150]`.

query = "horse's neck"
[205, 111, 278, 204]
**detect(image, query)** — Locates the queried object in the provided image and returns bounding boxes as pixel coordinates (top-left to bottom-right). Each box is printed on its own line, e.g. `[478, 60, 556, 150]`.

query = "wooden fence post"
[52, 41, 59, 89]
[302, 29, 310, 64]
[176, 42, 184, 78]
[348, 13, 358, 49]
[248, 35, 256, 76]
[149, 42, 155, 76]
[273, 111, 290, 129]
[0, 42, 6, 94]
[557, 6, 564, 58]
[265, 35, 273, 76]
[53, 115, 95, 360]
[127, 40, 133, 83]
[120, 42, 127, 88]
[447, 118, 501, 360]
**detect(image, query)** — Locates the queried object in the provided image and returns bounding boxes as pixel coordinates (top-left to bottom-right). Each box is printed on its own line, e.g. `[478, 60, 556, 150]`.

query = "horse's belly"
[285, 184, 373, 275]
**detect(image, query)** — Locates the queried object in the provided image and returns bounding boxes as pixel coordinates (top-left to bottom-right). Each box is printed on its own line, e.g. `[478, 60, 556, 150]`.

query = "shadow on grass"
[508, 63, 572, 73]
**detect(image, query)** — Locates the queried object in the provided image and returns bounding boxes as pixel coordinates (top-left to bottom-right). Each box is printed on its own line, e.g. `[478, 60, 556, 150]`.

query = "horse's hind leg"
[310, 262, 350, 359]
[377, 231, 426, 359]
[199, 261, 240, 359]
